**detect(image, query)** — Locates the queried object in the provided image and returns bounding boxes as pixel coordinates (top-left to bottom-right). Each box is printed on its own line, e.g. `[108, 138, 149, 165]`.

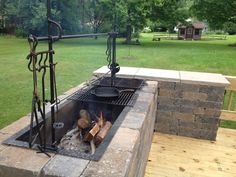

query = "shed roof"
[177, 22, 205, 29]
[192, 22, 205, 29]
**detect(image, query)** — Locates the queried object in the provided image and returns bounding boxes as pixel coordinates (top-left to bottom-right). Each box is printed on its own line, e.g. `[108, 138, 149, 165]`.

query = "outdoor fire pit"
[0, 78, 158, 177]
[3, 77, 145, 161]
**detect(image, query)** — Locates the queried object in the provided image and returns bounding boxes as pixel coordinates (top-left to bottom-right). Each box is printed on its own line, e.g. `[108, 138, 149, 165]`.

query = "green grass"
[1, 33, 236, 129]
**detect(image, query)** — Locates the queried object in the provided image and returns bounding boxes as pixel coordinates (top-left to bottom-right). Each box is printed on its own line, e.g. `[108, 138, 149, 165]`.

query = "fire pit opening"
[4, 77, 144, 161]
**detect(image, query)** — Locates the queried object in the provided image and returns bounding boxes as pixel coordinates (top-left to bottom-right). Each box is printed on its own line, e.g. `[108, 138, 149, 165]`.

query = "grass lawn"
[1, 33, 236, 129]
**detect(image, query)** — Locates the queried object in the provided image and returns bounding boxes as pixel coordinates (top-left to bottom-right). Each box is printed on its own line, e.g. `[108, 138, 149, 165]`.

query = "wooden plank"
[221, 110, 236, 121]
[225, 76, 236, 91]
[145, 129, 236, 177]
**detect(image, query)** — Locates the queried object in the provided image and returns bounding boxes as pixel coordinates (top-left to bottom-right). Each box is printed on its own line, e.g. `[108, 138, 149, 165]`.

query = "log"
[84, 123, 100, 142]
[77, 109, 91, 129]
[97, 112, 106, 128]
[95, 121, 112, 146]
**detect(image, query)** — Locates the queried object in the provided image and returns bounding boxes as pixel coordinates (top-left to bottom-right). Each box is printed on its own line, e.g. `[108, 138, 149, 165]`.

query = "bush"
[15, 28, 28, 37]
[223, 22, 236, 35]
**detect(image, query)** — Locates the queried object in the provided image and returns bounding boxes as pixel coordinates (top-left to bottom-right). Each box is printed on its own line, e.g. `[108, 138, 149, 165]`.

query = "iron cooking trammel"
[3, 0, 144, 161]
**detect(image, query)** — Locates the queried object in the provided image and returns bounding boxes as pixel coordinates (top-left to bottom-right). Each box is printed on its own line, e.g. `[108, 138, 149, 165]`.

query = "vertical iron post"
[47, 0, 56, 145]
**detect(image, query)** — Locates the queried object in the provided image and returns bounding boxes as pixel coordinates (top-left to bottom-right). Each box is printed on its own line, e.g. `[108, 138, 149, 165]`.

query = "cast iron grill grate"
[69, 87, 138, 106]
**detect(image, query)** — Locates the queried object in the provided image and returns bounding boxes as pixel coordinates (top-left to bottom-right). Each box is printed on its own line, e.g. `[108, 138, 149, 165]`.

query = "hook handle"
[48, 18, 62, 41]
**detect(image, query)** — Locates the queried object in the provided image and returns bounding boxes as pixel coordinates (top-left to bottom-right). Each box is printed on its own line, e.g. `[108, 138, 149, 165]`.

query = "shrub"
[223, 22, 236, 35]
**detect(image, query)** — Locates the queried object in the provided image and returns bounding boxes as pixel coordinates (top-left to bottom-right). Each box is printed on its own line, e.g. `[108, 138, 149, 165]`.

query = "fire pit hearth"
[0, 80, 158, 177]
[3, 77, 144, 161]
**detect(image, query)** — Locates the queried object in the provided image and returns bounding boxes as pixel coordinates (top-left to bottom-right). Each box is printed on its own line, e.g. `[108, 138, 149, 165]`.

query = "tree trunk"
[125, 7, 132, 44]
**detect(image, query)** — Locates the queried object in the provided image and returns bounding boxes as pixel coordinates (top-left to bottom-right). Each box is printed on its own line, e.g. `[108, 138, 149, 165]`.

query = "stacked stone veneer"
[155, 81, 225, 140]
[0, 81, 158, 177]
[94, 66, 230, 141]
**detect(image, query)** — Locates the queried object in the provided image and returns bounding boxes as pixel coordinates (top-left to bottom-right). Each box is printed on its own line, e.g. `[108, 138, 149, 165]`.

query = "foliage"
[148, 0, 189, 32]
[191, 0, 236, 30]
[223, 22, 236, 35]
[0, 0, 191, 42]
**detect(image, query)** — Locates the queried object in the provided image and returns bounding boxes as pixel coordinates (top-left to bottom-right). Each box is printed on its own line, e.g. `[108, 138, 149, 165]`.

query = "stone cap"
[180, 71, 230, 87]
[94, 66, 230, 87]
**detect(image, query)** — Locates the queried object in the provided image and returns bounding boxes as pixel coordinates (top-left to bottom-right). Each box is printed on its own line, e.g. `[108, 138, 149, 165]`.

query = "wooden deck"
[145, 128, 236, 177]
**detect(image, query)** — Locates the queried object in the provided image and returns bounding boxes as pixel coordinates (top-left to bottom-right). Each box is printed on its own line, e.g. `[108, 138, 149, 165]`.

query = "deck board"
[145, 128, 236, 177]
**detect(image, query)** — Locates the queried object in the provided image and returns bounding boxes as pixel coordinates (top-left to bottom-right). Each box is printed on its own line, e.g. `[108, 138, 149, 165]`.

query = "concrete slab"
[41, 155, 89, 177]
[0, 147, 52, 177]
[135, 68, 180, 82]
[180, 71, 230, 87]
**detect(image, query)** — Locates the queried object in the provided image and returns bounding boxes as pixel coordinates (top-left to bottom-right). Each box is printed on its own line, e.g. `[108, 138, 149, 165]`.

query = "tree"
[148, 0, 189, 32]
[191, 0, 236, 30]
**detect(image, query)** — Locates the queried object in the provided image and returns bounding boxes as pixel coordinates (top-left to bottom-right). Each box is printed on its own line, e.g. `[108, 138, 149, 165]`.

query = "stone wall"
[94, 67, 230, 141]
[155, 81, 225, 140]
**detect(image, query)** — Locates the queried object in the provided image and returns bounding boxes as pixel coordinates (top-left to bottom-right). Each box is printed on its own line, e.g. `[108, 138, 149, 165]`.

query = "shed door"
[186, 27, 193, 39]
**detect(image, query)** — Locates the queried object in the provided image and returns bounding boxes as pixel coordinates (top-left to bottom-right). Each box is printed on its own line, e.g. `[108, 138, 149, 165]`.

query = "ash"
[58, 128, 91, 153]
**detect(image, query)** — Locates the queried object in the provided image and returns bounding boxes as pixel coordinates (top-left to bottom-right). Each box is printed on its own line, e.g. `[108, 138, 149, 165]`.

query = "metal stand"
[26, 0, 119, 156]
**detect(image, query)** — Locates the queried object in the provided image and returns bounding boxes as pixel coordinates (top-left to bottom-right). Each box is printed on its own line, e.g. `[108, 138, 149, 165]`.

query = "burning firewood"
[97, 112, 106, 128]
[94, 121, 112, 146]
[77, 109, 91, 130]
[84, 122, 100, 142]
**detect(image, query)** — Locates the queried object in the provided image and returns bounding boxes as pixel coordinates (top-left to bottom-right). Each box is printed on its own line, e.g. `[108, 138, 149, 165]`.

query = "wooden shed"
[178, 22, 205, 40]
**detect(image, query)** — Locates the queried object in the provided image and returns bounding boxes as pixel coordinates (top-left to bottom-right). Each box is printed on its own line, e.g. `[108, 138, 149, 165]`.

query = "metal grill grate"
[69, 87, 138, 106]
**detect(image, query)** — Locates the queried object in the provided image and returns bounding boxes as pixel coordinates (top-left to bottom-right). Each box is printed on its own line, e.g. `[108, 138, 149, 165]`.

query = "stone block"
[0, 116, 29, 135]
[135, 68, 180, 82]
[0, 133, 10, 152]
[156, 111, 173, 120]
[173, 112, 194, 122]
[157, 96, 175, 106]
[41, 155, 89, 177]
[180, 83, 200, 92]
[81, 127, 141, 177]
[182, 91, 208, 101]
[197, 100, 223, 109]
[180, 71, 229, 87]
[179, 106, 194, 114]
[121, 111, 146, 131]
[109, 128, 140, 152]
[192, 129, 217, 140]
[178, 127, 194, 137]
[158, 81, 176, 90]
[193, 108, 221, 117]
[0, 147, 52, 177]
[194, 123, 218, 131]
[159, 89, 182, 98]
[178, 121, 195, 129]
[141, 81, 158, 94]
[194, 116, 220, 124]
[175, 99, 198, 107]
[199, 85, 225, 94]
[81, 148, 133, 177]
[157, 104, 180, 112]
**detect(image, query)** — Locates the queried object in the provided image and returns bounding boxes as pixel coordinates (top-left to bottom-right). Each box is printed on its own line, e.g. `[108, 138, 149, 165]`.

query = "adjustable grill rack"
[69, 87, 138, 106]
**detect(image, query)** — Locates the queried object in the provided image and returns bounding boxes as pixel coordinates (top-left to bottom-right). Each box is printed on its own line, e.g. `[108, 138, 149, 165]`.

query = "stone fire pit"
[0, 77, 157, 177]
[0, 67, 230, 177]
